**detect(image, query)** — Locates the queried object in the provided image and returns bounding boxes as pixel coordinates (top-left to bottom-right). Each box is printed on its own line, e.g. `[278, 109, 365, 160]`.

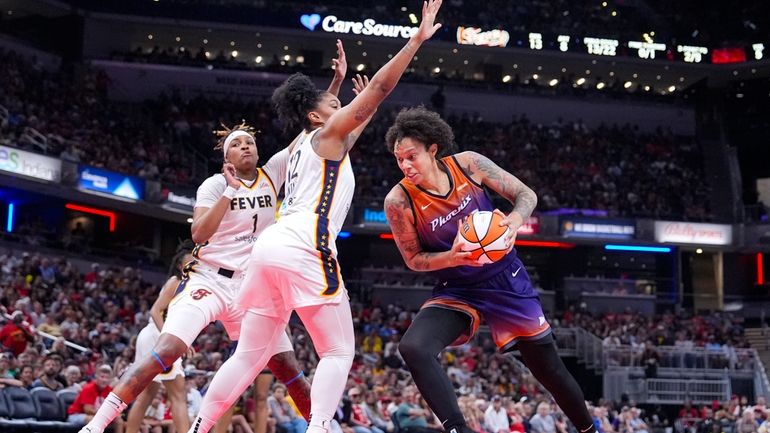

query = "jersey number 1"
[252, 213, 258, 233]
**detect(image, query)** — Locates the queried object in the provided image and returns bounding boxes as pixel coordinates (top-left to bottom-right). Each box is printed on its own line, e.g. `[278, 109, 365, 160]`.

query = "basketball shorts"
[423, 256, 551, 352]
[236, 213, 347, 318]
[164, 263, 246, 346]
[135, 323, 184, 383]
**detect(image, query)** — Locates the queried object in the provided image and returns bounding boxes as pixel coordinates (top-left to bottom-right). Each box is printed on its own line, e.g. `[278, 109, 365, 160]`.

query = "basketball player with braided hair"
[78, 120, 308, 433]
[78, 41, 352, 433]
[126, 241, 195, 433]
[187, 2, 444, 433]
[382, 106, 596, 433]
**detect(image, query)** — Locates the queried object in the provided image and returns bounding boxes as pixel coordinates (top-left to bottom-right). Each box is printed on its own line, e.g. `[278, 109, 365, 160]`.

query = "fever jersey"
[398, 155, 516, 284]
[193, 148, 289, 271]
[280, 128, 355, 239]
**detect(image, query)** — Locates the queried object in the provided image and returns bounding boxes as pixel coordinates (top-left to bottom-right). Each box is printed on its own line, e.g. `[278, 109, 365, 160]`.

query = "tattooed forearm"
[469, 151, 537, 219]
[511, 189, 537, 220]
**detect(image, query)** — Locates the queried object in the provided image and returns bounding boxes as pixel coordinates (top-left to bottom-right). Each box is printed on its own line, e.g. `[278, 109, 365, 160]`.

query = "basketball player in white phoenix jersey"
[187, 2, 445, 433]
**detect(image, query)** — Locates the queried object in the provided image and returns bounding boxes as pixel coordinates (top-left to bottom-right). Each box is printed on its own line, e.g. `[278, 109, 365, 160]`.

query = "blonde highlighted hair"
[212, 120, 256, 151]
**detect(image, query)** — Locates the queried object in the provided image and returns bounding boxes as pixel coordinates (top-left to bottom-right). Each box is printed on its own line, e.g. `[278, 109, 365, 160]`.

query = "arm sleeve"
[261, 147, 290, 190]
[195, 176, 226, 209]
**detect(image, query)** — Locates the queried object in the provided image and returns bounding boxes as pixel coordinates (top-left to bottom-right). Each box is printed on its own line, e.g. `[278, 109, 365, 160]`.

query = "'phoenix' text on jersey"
[429, 194, 473, 232]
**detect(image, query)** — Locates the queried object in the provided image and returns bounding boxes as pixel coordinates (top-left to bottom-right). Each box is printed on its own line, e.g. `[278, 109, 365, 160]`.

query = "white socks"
[85, 392, 127, 431]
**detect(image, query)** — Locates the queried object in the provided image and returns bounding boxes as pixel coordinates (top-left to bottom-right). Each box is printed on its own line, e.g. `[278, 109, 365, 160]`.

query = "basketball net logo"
[190, 289, 212, 300]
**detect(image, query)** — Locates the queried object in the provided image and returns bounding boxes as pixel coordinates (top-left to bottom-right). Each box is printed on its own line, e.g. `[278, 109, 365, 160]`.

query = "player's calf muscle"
[267, 351, 300, 382]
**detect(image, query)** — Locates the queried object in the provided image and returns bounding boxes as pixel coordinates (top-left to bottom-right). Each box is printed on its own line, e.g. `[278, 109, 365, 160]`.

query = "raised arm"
[455, 151, 538, 243]
[191, 166, 240, 244]
[383, 185, 480, 272]
[315, 0, 443, 159]
[326, 39, 347, 97]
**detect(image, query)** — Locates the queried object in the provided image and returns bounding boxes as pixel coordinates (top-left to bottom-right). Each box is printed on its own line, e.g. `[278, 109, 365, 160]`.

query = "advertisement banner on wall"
[561, 218, 635, 239]
[358, 208, 541, 234]
[654, 221, 732, 245]
[78, 165, 145, 200]
[161, 186, 195, 211]
[517, 216, 540, 235]
[300, 13, 418, 39]
[0, 145, 61, 182]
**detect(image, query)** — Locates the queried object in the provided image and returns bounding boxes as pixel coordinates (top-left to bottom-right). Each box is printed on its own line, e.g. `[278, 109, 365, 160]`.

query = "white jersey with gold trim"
[193, 149, 289, 272]
[236, 129, 355, 314]
[280, 128, 355, 238]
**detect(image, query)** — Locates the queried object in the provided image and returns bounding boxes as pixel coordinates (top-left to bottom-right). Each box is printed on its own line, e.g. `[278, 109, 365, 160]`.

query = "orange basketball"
[457, 211, 510, 264]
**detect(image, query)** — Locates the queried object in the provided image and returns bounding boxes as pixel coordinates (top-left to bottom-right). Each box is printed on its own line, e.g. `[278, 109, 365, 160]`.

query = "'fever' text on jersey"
[230, 195, 273, 210]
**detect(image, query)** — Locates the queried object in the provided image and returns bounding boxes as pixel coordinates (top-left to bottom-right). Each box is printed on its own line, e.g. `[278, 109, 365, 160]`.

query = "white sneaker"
[306, 420, 332, 433]
[78, 425, 102, 433]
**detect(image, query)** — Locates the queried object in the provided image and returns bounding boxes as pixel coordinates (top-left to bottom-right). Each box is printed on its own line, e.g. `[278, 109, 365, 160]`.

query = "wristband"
[222, 186, 238, 199]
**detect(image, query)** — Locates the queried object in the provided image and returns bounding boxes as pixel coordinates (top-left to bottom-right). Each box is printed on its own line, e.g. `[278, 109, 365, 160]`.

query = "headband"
[223, 130, 253, 157]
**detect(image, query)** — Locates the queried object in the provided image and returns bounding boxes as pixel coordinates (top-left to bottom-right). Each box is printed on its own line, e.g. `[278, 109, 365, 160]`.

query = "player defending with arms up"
[187, 3, 444, 433]
[78, 121, 312, 433]
[383, 107, 596, 433]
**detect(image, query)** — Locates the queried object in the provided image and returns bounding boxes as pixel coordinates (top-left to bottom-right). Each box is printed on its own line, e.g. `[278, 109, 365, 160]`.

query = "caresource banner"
[0, 145, 61, 182]
[654, 221, 732, 245]
[78, 165, 145, 200]
[300, 13, 418, 39]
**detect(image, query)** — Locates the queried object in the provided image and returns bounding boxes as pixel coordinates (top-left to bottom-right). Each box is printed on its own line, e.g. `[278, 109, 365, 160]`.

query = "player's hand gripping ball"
[457, 211, 510, 264]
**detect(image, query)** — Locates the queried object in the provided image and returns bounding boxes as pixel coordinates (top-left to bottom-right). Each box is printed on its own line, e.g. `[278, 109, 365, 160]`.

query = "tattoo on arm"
[354, 104, 374, 122]
[384, 191, 445, 272]
[470, 152, 537, 219]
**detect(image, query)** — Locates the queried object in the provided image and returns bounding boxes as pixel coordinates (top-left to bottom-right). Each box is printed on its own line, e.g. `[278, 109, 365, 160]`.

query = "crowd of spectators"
[0, 246, 763, 433]
[0, 48, 198, 187]
[108, 45, 681, 104]
[0, 48, 712, 221]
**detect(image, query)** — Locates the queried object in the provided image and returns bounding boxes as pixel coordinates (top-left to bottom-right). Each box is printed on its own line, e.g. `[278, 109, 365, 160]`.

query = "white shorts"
[135, 323, 184, 383]
[236, 214, 347, 317]
[163, 264, 245, 346]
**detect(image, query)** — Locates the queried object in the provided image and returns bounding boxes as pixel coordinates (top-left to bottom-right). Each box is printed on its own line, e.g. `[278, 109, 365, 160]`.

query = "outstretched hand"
[332, 39, 347, 81]
[352, 74, 370, 95]
[414, 0, 443, 43]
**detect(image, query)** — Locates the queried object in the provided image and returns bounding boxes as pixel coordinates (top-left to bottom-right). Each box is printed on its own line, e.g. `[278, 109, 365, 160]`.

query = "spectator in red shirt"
[678, 399, 701, 429]
[0, 312, 35, 355]
[67, 364, 125, 432]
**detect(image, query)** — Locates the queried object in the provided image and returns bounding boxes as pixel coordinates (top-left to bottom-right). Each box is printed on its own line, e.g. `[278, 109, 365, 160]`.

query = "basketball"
[457, 211, 510, 264]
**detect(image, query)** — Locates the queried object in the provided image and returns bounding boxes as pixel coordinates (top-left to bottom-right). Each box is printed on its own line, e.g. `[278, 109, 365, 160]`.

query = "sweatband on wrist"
[222, 186, 238, 199]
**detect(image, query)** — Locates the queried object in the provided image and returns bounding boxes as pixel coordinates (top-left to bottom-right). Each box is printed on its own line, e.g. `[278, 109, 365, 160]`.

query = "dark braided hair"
[167, 239, 195, 279]
[385, 106, 457, 157]
[271, 73, 325, 133]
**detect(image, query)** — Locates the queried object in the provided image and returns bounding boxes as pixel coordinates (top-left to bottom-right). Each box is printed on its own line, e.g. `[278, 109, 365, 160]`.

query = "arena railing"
[552, 327, 603, 371]
[602, 346, 759, 374]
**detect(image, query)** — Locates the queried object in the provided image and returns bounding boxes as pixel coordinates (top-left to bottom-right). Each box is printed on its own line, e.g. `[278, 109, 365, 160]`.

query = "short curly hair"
[271, 73, 325, 133]
[385, 107, 456, 156]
